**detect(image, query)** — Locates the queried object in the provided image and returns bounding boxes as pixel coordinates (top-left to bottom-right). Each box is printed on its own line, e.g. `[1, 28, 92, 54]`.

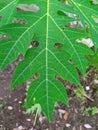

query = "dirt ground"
[0, 63, 98, 130]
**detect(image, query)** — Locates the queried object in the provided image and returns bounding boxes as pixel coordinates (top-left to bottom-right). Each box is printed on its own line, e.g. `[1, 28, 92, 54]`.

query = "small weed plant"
[0, 0, 98, 121]
[82, 106, 98, 116]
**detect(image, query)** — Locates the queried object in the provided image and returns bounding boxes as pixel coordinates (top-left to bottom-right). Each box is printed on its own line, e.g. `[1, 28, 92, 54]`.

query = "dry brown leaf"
[63, 112, 69, 121]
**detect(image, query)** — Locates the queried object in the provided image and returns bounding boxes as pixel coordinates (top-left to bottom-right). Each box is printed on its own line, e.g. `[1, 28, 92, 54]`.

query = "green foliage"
[74, 89, 83, 99]
[26, 103, 41, 126]
[87, 50, 98, 69]
[83, 106, 98, 116]
[0, 0, 98, 120]
[0, 103, 4, 108]
[26, 104, 41, 115]
[25, 85, 41, 117]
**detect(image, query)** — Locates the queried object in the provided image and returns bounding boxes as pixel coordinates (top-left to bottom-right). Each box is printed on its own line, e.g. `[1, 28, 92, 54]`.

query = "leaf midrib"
[45, 0, 50, 119]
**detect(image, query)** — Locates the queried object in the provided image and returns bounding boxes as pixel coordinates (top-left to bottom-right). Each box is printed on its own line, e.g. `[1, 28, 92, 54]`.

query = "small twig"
[83, 93, 94, 102]
[33, 110, 38, 126]
[79, 88, 94, 102]
[80, 125, 82, 130]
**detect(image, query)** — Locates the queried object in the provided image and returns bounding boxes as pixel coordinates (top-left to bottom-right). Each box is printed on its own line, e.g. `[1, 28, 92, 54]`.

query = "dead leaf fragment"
[17, 4, 39, 12]
[8, 106, 13, 110]
[63, 112, 69, 120]
[84, 124, 92, 129]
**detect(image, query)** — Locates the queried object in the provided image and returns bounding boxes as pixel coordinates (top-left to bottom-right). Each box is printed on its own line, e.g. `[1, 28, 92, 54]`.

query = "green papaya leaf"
[0, 0, 96, 120]
[87, 50, 98, 68]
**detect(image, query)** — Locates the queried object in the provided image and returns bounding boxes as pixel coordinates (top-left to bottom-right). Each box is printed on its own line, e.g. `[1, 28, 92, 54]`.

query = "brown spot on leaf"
[54, 43, 63, 49]
[30, 41, 39, 48]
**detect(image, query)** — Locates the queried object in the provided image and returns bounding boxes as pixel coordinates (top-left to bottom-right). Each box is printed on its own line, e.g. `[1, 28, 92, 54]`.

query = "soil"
[0, 62, 98, 130]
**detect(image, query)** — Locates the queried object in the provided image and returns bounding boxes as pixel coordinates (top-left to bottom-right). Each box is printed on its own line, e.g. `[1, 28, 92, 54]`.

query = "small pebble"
[13, 128, 18, 130]
[0, 97, 3, 100]
[18, 126, 25, 130]
[75, 108, 78, 113]
[66, 123, 71, 127]
[39, 115, 45, 123]
[29, 128, 33, 130]
[18, 126, 22, 129]
[8, 106, 13, 110]
[16, 123, 19, 127]
[19, 109, 21, 112]
[39, 116, 43, 123]
[84, 124, 92, 129]
[22, 111, 26, 114]
[85, 86, 90, 91]
[26, 118, 31, 122]
[8, 95, 11, 98]
[59, 109, 66, 118]
[19, 101, 22, 104]
[57, 121, 60, 123]
[58, 109, 66, 114]
[56, 124, 58, 127]
[94, 79, 98, 84]
[14, 98, 18, 102]
[72, 127, 76, 130]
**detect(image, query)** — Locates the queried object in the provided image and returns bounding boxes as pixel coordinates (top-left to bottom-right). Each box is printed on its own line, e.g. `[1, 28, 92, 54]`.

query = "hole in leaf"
[54, 43, 63, 49]
[33, 73, 40, 79]
[77, 38, 94, 48]
[17, 4, 39, 12]
[0, 33, 10, 40]
[68, 59, 73, 65]
[26, 73, 40, 86]
[91, 0, 98, 5]
[29, 41, 39, 48]
[93, 16, 98, 23]
[65, 21, 83, 29]
[13, 18, 27, 24]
